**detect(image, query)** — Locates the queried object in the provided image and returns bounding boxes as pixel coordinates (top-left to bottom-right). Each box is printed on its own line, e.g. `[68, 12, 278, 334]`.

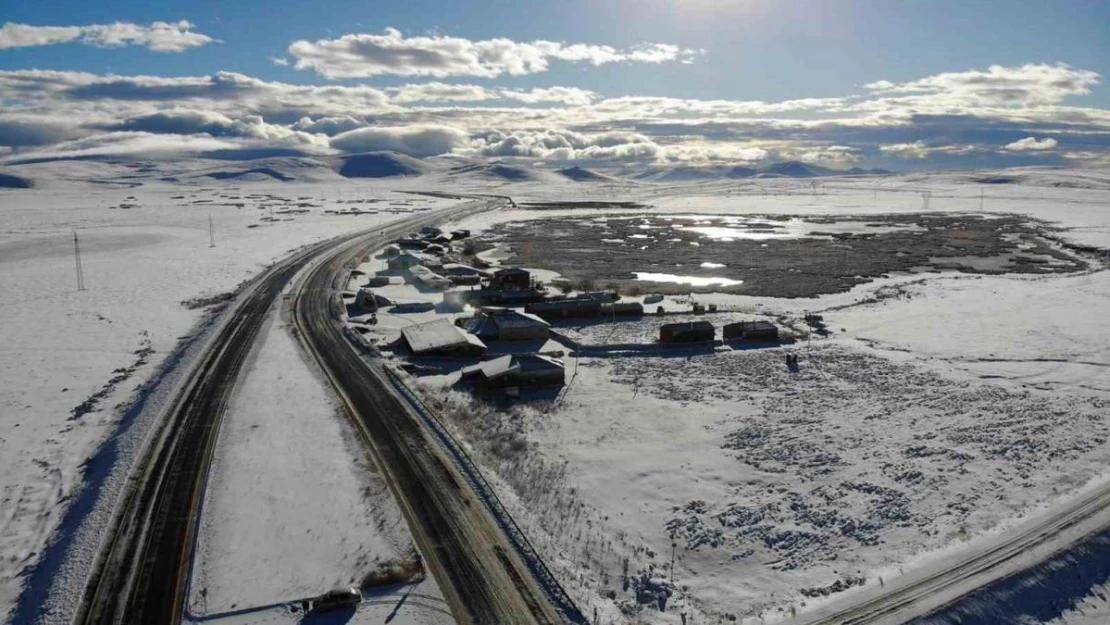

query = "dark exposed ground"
[474, 213, 1090, 297]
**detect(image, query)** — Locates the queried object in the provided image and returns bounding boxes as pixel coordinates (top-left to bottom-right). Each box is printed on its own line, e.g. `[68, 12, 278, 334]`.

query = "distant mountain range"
[629, 160, 890, 182]
[0, 151, 892, 189]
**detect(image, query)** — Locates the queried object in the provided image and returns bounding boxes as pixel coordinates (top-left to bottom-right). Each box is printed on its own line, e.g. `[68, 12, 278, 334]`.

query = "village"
[341, 223, 788, 399]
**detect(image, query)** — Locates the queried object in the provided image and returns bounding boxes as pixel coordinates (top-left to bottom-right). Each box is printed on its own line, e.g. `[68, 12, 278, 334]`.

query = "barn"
[659, 321, 716, 343]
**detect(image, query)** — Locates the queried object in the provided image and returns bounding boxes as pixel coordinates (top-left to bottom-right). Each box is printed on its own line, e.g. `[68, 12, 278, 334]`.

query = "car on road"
[311, 587, 363, 613]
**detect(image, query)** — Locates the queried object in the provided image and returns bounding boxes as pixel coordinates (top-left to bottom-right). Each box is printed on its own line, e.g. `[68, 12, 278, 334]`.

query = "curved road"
[76, 198, 576, 625]
[292, 199, 582, 624]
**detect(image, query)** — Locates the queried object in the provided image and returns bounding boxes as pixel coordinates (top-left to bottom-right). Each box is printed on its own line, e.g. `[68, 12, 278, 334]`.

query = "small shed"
[401, 319, 487, 356]
[723, 320, 779, 342]
[388, 252, 430, 271]
[660, 321, 715, 343]
[489, 267, 531, 291]
[460, 354, 565, 389]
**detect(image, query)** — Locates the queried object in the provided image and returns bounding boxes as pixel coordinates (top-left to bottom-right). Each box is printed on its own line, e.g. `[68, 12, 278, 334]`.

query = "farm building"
[463, 307, 550, 341]
[489, 267, 532, 291]
[449, 274, 482, 286]
[526, 297, 604, 319]
[602, 302, 644, 316]
[409, 265, 452, 290]
[392, 301, 436, 314]
[660, 321, 716, 343]
[723, 320, 779, 342]
[387, 252, 431, 271]
[724, 320, 779, 341]
[459, 354, 565, 389]
[363, 275, 401, 288]
[401, 319, 487, 356]
[396, 237, 428, 250]
[442, 263, 489, 278]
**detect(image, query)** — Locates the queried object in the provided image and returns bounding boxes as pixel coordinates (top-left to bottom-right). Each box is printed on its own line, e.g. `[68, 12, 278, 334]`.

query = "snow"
[4, 161, 1110, 625]
[0, 174, 456, 624]
[395, 166, 1110, 623]
[189, 304, 452, 625]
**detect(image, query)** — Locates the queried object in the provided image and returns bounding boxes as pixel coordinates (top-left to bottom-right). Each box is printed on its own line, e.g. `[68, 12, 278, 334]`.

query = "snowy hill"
[334, 151, 429, 178]
[556, 166, 615, 182]
[447, 161, 541, 182]
[0, 171, 33, 188]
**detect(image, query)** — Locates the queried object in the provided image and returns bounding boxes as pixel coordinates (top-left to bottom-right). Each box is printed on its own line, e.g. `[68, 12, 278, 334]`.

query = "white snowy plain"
[0, 173, 454, 624]
[3, 162, 1110, 625]
[396, 166, 1110, 624]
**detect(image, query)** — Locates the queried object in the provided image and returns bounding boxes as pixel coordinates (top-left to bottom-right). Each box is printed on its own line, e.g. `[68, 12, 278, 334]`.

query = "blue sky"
[1, 0, 1108, 169]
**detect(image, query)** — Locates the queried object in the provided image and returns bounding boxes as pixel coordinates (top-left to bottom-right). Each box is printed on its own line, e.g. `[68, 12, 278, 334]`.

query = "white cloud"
[270, 56, 290, 67]
[865, 63, 1100, 108]
[329, 124, 470, 156]
[287, 28, 700, 79]
[1004, 136, 1058, 151]
[0, 62, 1105, 168]
[388, 83, 498, 103]
[879, 141, 930, 158]
[0, 20, 215, 52]
[500, 87, 598, 106]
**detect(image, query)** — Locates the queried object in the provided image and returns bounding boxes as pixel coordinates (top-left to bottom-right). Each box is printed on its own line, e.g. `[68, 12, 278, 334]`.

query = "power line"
[73, 231, 86, 291]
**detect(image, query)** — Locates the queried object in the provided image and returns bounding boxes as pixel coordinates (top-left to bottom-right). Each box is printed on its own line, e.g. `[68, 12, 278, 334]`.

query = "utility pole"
[208, 213, 215, 248]
[73, 232, 86, 291]
[980, 188, 985, 211]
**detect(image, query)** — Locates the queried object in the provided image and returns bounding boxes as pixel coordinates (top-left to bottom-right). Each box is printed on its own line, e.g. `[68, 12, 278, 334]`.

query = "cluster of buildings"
[355, 229, 780, 398]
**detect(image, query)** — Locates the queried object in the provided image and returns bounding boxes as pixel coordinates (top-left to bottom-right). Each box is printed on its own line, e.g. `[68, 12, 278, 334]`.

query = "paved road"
[292, 199, 582, 624]
[74, 201, 514, 625]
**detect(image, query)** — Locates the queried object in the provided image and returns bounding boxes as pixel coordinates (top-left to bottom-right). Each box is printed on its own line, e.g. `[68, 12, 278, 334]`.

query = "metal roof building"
[401, 319, 487, 356]
[460, 354, 565, 388]
[464, 307, 550, 341]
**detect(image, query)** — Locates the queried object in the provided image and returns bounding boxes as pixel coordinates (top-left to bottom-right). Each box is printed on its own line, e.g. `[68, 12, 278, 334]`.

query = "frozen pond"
[666, 215, 924, 241]
[634, 272, 744, 287]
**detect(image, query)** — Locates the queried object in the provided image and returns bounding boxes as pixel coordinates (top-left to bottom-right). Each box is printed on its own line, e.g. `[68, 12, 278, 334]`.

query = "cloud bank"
[288, 28, 700, 78]
[0, 62, 1105, 169]
[0, 20, 215, 52]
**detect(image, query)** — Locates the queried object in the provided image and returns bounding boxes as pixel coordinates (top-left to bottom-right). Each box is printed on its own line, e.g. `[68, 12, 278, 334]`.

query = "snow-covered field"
[398, 166, 1110, 623]
[3, 159, 1110, 625]
[0, 169, 455, 623]
[188, 304, 452, 625]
